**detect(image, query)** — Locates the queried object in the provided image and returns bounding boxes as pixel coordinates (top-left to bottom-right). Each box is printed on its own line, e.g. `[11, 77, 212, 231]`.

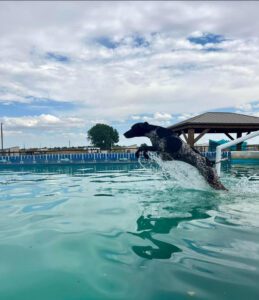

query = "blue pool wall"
[0, 151, 231, 165]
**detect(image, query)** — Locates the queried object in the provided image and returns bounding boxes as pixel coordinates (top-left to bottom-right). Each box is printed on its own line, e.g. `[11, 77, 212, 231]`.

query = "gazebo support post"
[187, 129, 195, 147]
[236, 132, 242, 151]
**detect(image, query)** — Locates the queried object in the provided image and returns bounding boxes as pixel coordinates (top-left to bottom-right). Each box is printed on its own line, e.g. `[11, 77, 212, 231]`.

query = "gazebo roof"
[168, 112, 259, 134]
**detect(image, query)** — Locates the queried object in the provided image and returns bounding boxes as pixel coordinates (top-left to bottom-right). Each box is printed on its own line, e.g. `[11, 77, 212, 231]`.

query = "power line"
[1, 123, 3, 155]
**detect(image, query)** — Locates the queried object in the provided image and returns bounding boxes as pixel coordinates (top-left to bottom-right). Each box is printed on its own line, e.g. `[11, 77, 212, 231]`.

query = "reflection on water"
[130, 207, 213, 259]
[130, 215, 182, 259]
[0, 162, 259, 300]
[22, 198, 68, 213]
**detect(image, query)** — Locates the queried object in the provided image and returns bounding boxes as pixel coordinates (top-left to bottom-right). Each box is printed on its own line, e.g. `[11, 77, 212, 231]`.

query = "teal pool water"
[0, 161, 259, 300]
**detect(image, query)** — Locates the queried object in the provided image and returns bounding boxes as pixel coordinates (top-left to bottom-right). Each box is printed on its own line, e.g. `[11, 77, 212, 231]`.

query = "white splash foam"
[140, 152, 210, 191]
[227, 175, 259, 195]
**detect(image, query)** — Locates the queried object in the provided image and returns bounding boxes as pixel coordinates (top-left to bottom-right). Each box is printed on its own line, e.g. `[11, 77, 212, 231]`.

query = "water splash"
[139, 153, 259, 196]
[139, 152, 210, 191]
[224, 167, 259, 195]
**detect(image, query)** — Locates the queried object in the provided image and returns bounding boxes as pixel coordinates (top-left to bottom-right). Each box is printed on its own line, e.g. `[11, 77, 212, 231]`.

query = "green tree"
[87, 124, 119, 150]
[140, 143, 148, 148]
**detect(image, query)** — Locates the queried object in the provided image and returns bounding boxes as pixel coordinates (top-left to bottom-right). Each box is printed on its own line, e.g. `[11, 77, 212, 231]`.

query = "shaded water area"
[0, 160, 259, 300]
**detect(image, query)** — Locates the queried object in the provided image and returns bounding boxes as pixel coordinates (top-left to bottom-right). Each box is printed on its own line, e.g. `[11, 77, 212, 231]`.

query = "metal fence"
[0, 152, 137, 165]
[201, 151, 231, 161]
[0, 151, 231, 165]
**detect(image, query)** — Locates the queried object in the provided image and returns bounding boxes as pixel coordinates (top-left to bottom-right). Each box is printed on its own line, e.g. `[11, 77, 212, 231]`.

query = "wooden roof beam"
[224, 132, 234, 140]
[170, 124, 259, 132]
[194, 129, 209, 144]
[181, 131, 188, 143]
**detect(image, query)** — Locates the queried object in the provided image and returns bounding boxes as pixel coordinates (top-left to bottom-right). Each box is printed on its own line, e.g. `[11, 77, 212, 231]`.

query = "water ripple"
[0, 162, 258, 300]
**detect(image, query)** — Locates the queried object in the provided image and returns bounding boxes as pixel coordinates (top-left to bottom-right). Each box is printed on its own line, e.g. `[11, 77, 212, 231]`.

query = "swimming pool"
[0, 160, 258, 300]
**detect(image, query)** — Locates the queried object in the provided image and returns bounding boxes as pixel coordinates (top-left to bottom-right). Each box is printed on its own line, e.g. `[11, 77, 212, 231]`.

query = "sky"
[0, 1, 259, 148]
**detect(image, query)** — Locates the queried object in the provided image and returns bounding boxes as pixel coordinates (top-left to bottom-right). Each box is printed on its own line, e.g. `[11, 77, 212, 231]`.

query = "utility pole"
[1, 123, 3, 155]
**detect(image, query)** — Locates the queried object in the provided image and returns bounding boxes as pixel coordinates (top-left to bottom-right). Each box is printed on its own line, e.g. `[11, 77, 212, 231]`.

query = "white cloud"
[177, 113, 196, 121]
[235, 103, 253, 112]
[130, 112, 173, 126]
[153, 112, 172, 121]
[1, 114, 84, 130]
[0, 2, 259, 146]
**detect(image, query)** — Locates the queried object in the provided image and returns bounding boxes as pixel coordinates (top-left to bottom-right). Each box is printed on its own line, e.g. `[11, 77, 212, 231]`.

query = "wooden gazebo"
[168, 112, 259, 150]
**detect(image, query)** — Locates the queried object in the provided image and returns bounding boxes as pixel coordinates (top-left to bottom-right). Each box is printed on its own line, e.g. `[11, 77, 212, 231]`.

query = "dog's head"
[124, 122, 153, 138]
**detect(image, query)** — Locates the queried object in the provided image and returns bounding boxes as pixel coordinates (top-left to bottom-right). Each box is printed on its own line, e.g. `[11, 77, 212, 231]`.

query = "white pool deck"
[231, 151, 259, 160]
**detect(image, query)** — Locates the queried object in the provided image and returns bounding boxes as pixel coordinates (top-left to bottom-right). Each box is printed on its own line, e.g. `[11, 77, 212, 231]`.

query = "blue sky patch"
[203, 100, 259, 113]
[132, 34, 150, 48]
[0, 97, 75, 117]
[96, 34, 150, 49]
[203, 47, 223, 52]
[96, 37, 119, 49]
[206, 107, 236, 113]
[188, 33, 225, 45]
[46, 52, 70, 63]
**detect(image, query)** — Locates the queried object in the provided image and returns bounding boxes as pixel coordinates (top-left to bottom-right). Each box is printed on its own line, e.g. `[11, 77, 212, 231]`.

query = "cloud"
[1, 1, 259, 146]
[131, 112, 173, 126]
[235, 103, 253, 112]
[1, 114, 84, 130]
[177, 113, 196, 121]
[153, 112, 172, 121]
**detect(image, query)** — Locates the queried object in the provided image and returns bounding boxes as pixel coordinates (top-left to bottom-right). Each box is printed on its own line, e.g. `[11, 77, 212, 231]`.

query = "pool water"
[0, 160, 259, 300]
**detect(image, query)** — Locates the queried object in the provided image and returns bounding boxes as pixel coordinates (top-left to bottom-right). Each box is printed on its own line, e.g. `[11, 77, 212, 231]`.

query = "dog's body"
[124, 122, 227, 190]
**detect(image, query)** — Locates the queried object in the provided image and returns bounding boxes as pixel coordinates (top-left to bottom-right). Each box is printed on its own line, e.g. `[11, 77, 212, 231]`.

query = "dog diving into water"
[124, 122, 227, 191]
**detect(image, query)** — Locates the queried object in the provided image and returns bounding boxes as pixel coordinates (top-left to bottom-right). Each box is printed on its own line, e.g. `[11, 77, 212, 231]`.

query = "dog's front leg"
[135, 146, 157, 159]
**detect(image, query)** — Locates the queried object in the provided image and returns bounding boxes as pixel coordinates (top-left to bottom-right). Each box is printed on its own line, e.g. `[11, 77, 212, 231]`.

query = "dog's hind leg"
[177, 143, 227, 190]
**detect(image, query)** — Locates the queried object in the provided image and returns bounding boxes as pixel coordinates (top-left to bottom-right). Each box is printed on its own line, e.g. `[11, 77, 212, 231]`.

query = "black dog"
[124, 122, 227, 190]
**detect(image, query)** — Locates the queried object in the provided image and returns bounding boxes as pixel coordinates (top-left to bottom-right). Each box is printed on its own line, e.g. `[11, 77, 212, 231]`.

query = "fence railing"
[0, 153, 137, 164]
[201, 151, 230, 161]
[216, 130, 259, 176]
[0, 151, 230, 165]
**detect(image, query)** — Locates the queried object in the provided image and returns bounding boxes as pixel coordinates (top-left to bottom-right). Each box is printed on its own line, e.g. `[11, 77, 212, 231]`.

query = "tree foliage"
[140, 143, 148, 148]
[87, 124, 119, 150]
